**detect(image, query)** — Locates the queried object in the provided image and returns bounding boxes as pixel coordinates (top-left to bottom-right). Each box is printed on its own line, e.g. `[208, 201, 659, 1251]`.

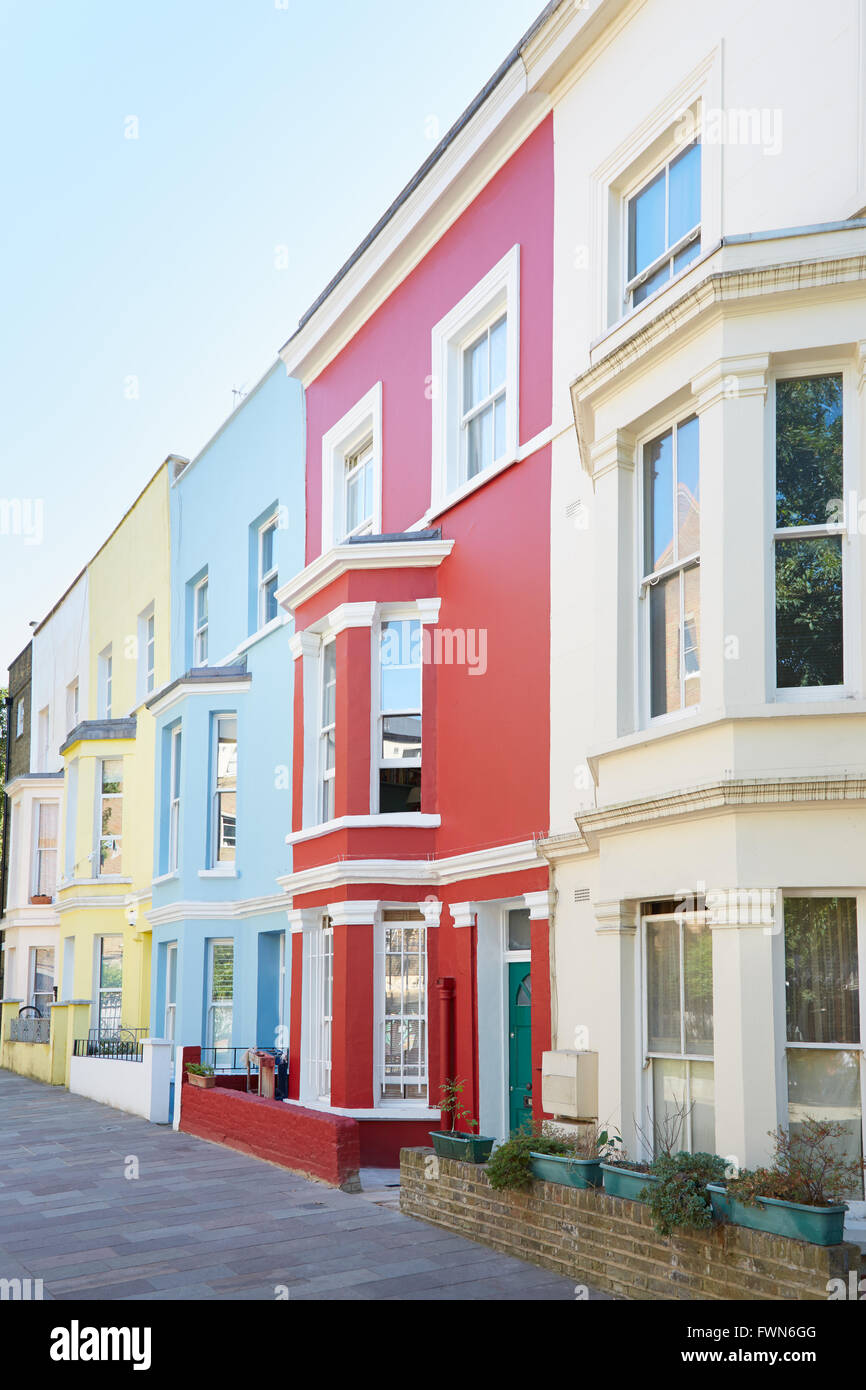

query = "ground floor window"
[307, 921, 333, 1101]
[97, 935, 123, 1036]
[207, 939, 234, 1067]
[164, 942, 177, 1057]
[784, 895, 863, 1195]
[380, 912, 427, 1101]
[30, 946, 55, 1013]
[643, 904, 714, 1154]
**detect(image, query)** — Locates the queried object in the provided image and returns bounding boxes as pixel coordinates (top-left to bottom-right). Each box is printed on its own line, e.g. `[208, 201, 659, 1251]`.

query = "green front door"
[508, 962, 532, 1134]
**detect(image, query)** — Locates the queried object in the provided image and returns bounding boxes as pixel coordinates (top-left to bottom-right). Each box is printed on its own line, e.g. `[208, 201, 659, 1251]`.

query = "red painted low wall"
[358, 1119, 437, 1167]
[179, 1059, 360, 1190]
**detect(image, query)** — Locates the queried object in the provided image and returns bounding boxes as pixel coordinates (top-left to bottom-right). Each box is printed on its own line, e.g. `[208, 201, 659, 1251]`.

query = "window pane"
[775, 536, 843, 688]
[380, 620, 421, 711]
[649, 571, 681, 717]
[690, 1060, 715, 1152]
[676, 415, 700, 559]
[787, 1049, 862, 1198]
[682, 564, 701, 708]
[644, 429, 674, 573]
[633, 260, 671, 306]
[100, 936, 123, 989]
[629, 167, 666, 278]
[652, 1058, 688, 1152]
[776, 375, 843, 528]
[464, 330, 488, 410]
[197, 580, 208, 624]
[322, 643, 336, 723]
[683, 918, 713, 1054]
[261, 522, 276, 574]
[323, 729, 335, 771]
[646, 919, 680, 1053]
[379, 766, 421, 814]
[345, 469, 361, 533]
[507, 907, 531, 952]
[263, 574, 278, 624]
[668, 141, 701, 243]
[785, 897, 859, 1044]
[211, 943, 234, 1001]
[493, 394, 506, 461]
[489, 316, 507, 390]
[673, 237, 700, 275]
[466, 404, 493, 478]
[102, 759, 123, 795]
[381, 714, 422, 761]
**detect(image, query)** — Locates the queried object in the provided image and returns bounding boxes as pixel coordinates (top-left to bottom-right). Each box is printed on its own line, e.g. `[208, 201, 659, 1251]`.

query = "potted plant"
[600, 1105, 686, 1201]
[530, 1126, 621, 1190]
[30, 894, 52, 905]
[429, 1077, 495, 1162]
[708, 1118, 859, 1246]
[643, 1151, 727, 1236]
[185, 1062, 216, 1089]
[486, 1128, 569, 1190]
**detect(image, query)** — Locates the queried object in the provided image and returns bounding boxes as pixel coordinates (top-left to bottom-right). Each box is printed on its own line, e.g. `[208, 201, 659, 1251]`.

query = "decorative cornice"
[690, 354, 770, 414]
[593, 899, 638, 936]
[327, 602, 379, 637]
[523, 890, 553, 921]
[450, 901, 478, 929]
[287, 907, 324, 934]
[286, 813, 441, 846]
[146, 667, 250, 717]
[327, 900, 381, 927]
[290, 630, 321, 661]
[60, 717, 137, 756]
[588, 429, 635, 481]
[276, 539, 454, 616]
[145, 893, 288, 927]
[277, 837, 542, 897]
[576, 777, 866, 849]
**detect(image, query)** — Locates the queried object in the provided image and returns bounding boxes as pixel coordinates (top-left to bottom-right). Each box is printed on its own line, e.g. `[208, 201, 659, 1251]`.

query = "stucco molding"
[326, 900, 381, 928]
[450, 901, 478, 929]
[277, 837, 542, 898]
[523, 889, 553, 921]
[593, 899, 638, 936]
[286, 812, 441, 847]
[276, 538, 454, 616]
[691, 354, 770, 415]
[145, 893, 289, 927]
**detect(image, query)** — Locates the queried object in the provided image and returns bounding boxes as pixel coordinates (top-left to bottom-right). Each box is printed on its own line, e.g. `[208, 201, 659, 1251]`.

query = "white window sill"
[285, 1098, 440, 1121]
[286, 813, 440, 846]
[152, 871, 180, 886]
[59, 876, 134, 888]
[198, 867, 239, 879]
[421, 425, 553, 528]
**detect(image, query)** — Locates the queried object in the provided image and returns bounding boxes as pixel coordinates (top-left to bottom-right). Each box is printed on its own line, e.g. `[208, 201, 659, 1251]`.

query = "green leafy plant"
[642, 1151, 727, 1236]
[724, 1118, 863, 1208]
[486, 1128, 570, 1191]
[185, 1062, 215, 1077]
[436, 1077, 477, 1134]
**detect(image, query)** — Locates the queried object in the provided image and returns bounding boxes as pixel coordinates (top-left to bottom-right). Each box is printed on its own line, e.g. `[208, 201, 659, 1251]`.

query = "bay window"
[98, 759, 123, 876]
[627, 141, 701, 309]
[168, 726, 181, 872]
[210, 715, 237, 865]
[97, 935, 123, 1037]
[784, 896, 862, 1193]
[33, 801, 58, 899]
[307, 920, 333, 1101]
[643, 905, 714, 1154]
[206, 939, 234, 1067]
[380, 912, 427, 1101]
[642, 414, 700, 719]
[774, 374, 844, 692]
[30, 946, 55, 1013]
[319, 641, 336, 823]
[378, 618, 422, 813]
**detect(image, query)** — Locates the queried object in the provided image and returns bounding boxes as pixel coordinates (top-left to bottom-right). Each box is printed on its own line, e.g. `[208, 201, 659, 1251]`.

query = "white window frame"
[637, 409, 701, 727]
[209, 714, 237, 868]
[137, 604, 155, 701]
[771, 362, 856, 703]
[318, 640, 336, 824]
[96, 934, 123, 1037]
[373, 611, 423, 815]
[376, 910, 428, 1105]
[342, 436, 375, 541]
[168, 725, 182, 873]
[321, 383, 383, 551]
[431, 245, 519, 512]
[98, 646, 113, 720]
[97, 758, 123, 878]
[37, 706, 49, 769]
[775, 888, 866, 1211]
[623, 140, 701, 314]
[206, 938, 234, 1063]
[66, 678, 79, 734]
[15, 700, 24, 739]
[257, 514, 279, 630]
[193, 575, 209, 666]
[28, 945, 55, 1013]
[640, 907, 715, 1159]
[305, 919, 333, 1102]
[31, 800, 59, 900]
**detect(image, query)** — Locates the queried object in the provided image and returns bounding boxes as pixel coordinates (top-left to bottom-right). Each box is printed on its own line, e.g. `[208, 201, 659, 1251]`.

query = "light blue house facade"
[147, 363, 304, 1092]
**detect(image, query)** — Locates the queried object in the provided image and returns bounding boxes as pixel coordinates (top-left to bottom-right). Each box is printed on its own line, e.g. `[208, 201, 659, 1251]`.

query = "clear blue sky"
[0, 0, 542, 681]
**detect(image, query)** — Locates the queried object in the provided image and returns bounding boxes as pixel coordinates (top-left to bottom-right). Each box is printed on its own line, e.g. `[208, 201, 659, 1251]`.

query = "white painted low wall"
[68, 1038, 172, 1124]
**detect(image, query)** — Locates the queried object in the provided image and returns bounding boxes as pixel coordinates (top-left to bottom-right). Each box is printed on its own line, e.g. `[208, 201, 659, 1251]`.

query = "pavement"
[0, 1070, 605, 1301]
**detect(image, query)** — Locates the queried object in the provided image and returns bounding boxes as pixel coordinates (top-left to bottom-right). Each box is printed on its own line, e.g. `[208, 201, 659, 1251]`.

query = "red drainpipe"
[435, 976, 455, 1131]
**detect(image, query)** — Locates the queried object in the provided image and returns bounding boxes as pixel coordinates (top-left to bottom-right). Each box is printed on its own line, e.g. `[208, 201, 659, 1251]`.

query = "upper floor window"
[627, 141, 700, 310]
[138, 604, 155, 699]
[321, 383, 382, 550]
[319, 642, 336, 823]
[32, 802, 58, 899]
[344, 437, 374, 538]
[377, 619, 422, 813]
[210, 715, 237, 866]
[98, 758, 123, 876]
[193, 576, 209, 666]
[37, 706, 49, 768]
[98, 646, 113, 719]
[774, 374, 844, 693]
[431, 246, 519, 510]
[15, 700, 23, 739]
[642, 414, 700, 719]
[168, 726, 182, 873]
[66, 678, 79, 734]
[258, 516, 279, 628]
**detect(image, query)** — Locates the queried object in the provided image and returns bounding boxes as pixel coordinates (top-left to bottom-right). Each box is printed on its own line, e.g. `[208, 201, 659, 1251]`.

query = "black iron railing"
[198, 1046, 283, 1072]
[74, 1027, 149, 1062]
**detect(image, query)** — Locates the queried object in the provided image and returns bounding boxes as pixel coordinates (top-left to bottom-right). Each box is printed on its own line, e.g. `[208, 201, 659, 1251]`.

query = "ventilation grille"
[574, 888, 590, 903]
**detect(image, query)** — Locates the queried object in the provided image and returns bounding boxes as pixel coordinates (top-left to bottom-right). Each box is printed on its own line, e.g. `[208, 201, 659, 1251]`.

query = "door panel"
[508, 962, 532, 1134]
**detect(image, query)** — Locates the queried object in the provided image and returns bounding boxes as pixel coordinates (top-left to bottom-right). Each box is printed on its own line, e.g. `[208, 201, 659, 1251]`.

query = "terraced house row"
[3, 0, 866, 1233]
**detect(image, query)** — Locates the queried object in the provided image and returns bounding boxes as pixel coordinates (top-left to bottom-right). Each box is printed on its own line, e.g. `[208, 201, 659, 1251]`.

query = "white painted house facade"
[539, 0, 866, 1229]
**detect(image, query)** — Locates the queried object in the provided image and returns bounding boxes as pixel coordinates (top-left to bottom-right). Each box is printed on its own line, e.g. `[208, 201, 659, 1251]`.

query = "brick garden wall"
[400, 1149, 862, 1301]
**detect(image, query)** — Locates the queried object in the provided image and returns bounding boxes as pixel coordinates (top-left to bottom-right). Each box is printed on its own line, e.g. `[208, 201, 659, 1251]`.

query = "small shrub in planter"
[710, 1118, 861, 1246]
[486, 1126, 620, 1191]
[429, 1077, 494, 1163]
[643, 1151, 727, 1236]
[487, 1128, 570, 1191]
[185, 1062, 216, 1089]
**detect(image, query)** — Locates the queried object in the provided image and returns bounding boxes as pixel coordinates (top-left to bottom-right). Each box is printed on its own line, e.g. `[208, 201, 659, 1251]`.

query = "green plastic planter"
[600, 1163, 661, 1202]
[707, 1184, 847, 1246]
[429, 1131, 495, 1163]
[530, 1152, 603, 1189]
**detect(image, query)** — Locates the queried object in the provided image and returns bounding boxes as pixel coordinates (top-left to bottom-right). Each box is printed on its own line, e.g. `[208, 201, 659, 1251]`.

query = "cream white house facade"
[539, 0, 866, 1231]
